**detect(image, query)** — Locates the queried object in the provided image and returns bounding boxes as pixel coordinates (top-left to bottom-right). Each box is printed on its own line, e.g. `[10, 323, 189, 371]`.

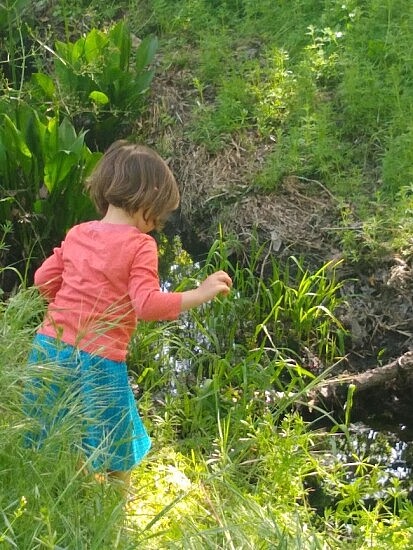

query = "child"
[24, 140, 232, 490]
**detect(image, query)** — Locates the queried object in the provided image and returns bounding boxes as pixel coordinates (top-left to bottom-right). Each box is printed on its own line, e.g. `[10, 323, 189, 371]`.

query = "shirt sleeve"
[34, 243, 64, 301]
[128, 236, 182, 321]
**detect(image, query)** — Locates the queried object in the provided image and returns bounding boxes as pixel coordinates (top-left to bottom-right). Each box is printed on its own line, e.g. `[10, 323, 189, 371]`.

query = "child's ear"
[142, 208, 151, 223]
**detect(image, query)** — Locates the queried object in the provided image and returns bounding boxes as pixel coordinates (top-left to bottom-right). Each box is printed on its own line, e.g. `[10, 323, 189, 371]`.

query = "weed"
[1, 237, 413, 547]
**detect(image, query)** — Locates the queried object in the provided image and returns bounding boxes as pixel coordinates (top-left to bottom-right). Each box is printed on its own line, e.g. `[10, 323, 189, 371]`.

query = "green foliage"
[1, 241, 413, 547]
[0, 13, 159, 286]
[0, 102, 101, 281]
[382, 127, 413, 197]
[32, 21, 158, 148]
[191, 74, 253, 152]
[250, 47, 297, 134]
[129, 233, 346, 449]
[0, 0, 34, 90]
[137, 0, 413, 255]
[1, 0, 411, 544]
[3, 0, 412, 271]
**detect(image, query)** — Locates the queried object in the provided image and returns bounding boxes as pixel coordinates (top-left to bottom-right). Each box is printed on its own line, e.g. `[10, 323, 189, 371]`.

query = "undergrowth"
[1, 238, 412, 548]
[1, 1, 413, 547]
[1, 0, 412, 282]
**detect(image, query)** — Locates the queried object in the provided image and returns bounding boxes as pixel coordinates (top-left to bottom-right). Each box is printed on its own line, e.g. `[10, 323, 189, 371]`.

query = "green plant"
[250, 46, 297, 136]
[2, 243, 413, 548]
[3, 0, 413, 545]
[0, 102, 101, 286]
[382, 127, 413, 198]
[32, 21, 158, 148]
[0, 0, 33, 92]
[128, 232, 346, 454]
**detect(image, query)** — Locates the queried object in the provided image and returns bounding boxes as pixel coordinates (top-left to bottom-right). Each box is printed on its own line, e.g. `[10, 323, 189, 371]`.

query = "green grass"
[2, 242, 413, 548]
[1, 0, 413, 547]
[128, 0, 413, 258]
[1, 0, 412, 278]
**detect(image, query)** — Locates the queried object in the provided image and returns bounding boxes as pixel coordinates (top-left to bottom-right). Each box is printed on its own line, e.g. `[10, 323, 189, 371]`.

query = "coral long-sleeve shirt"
[35, 221, 182, 361]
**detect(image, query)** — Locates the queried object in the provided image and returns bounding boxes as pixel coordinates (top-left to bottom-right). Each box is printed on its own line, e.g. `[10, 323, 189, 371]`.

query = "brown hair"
[85, 140, 180, 230]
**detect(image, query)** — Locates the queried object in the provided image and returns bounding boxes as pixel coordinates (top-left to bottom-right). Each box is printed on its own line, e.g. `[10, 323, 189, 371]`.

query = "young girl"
[25, 140, 232, 489]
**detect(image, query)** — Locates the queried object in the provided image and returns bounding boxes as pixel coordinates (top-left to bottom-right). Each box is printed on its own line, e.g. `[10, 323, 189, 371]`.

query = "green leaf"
[133, 70, 155, 96]
[55, 40, 72, 63]
[69, 132, 88, 157]
[0, 137, 7, 168]
[57, 118, 87, 157]
[58, 117, 77, 149]
[72, 36, 87, 64]
[2, 115, 32, 158]
[32, 73, 56, 98]
[89, 91, 110, 105]
[108, 21, 131, 70]
[54, 44, 78, 92]
[135, 35, 158, 74]
[44, 119, 88, 191]
[83, 150, 103, 177]
[44, 117, 59, 157]
[33, 198, 44, 214]
[15, 105, 41, 152]
[84, 29, 107, 64]
[3, 115, 33, 175]
[44, 150, 77, 191]
[35, 116, 47, 152]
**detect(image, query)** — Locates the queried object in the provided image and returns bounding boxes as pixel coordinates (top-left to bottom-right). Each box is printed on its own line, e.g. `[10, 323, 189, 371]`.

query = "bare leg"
[108, 470, 131, 497]
[77, 460, 131, 498]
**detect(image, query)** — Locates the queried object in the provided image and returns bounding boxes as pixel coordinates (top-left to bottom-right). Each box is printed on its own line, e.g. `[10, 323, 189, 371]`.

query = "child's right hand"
[198, 270, 232, 301]
[180, 270, 232, 312]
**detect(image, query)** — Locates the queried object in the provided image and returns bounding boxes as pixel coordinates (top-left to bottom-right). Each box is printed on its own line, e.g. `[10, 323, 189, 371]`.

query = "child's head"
[86, 140, 180, 230]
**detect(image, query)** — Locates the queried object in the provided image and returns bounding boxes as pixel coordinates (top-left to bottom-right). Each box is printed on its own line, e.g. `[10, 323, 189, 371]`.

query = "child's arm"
[129, 238, 232, 321]
[34, 245, 64, 302]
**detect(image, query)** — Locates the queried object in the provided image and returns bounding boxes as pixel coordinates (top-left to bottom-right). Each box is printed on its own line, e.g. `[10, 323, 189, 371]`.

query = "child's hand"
[198, 270, 232, 302]
[180, 270, 232, 312]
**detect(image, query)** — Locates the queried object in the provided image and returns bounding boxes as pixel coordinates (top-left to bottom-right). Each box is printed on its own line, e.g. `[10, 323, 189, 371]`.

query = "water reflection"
[308, 421, 413, 514]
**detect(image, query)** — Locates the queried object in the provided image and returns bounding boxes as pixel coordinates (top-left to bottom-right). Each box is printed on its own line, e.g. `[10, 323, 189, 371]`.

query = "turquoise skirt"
[24, 334, 151, 471]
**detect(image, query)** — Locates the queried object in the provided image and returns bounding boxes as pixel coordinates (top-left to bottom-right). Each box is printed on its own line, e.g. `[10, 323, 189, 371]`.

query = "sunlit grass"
[131, 0, 413, 257]
[1, 242, 413, 548]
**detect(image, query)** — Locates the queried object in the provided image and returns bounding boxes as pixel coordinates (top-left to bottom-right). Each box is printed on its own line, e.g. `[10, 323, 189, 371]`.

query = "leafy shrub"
[0, 102, 101, 288]
[0, 17, 159, 290]
[32, 21, 158, 148]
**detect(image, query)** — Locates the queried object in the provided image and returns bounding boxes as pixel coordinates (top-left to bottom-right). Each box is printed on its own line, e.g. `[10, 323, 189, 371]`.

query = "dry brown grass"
[136, 67, 341, 262]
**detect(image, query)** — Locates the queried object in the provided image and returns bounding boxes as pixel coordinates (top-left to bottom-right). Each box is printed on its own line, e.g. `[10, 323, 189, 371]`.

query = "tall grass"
[0, 288, 132, 548]
[1, 239, 413, 548]
[128, 236, 413, 548]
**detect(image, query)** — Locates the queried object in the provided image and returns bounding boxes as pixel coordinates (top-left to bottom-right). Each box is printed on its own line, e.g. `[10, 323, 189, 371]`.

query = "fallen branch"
[310, 351, 413, 403]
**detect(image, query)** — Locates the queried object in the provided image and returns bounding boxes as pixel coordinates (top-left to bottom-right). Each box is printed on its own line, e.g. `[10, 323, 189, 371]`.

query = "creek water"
[158, 245, 413, 509]
[336, 422, 412, 482]
[307, 401, 413, 513]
